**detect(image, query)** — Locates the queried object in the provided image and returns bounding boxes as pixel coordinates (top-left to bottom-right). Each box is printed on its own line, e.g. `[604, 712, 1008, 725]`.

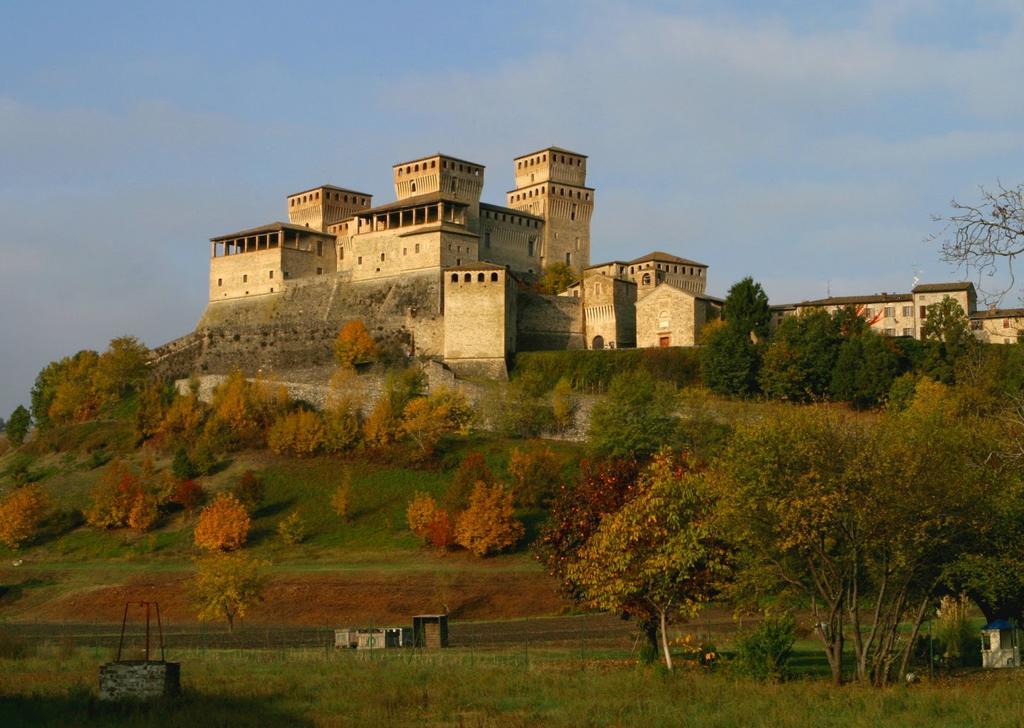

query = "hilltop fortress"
[154, 146, 722, 381]
[152, 144, 1022, 383]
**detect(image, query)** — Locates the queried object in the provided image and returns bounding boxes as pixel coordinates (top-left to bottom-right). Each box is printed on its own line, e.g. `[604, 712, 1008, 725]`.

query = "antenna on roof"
[911, 264, 922, 289]
[826, 279, 831, 297]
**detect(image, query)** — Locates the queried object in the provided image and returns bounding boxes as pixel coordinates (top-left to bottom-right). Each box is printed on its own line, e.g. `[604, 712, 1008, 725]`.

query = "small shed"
[336, 627, 413, 650]
[981, 620, 1019, 669]
[412, 614, 449, 649]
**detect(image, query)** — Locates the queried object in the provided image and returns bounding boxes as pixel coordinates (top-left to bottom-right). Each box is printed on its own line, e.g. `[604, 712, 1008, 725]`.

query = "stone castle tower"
[506, 147, 593, 271]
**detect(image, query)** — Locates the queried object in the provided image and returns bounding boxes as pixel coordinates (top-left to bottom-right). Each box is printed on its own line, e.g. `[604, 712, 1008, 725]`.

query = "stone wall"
[636, 284, 700, 348]
[99, 661, 180, 701]
[515, 290, 584, 351]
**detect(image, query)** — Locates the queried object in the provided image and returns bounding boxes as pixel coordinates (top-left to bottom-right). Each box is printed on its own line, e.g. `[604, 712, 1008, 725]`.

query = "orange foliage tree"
[0, 485, 51, 549]
[194, 493, 251, 551]
[172, 479, 205, 518]
[334, 320, 378, 369]
[507, 446, 565, 508]
[86, 460, 144, 529]
[455, 482, 524, 557]
[209, 370, 290, 447]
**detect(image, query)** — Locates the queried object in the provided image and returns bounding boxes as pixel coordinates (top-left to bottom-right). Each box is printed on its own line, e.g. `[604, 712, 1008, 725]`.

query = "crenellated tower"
[507, 147, 593, 271]
[287, 185, 372, 232]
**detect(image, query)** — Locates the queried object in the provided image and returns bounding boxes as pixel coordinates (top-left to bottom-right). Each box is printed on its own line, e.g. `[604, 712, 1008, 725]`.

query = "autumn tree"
[134, 380, 175, 443]
[334, 320, 378, 369]
[277, 511, 307, 545]
[407, 491, 441, 541]
[323, 396, 363, 453]
[209, 370, 290, 448]
[587, 370, 678, 459]
[443, 452, 496, 511]
[86, 460, 148, 529]
[535, 262, 580, 295]
[93, 335, 150, 401]
[507, 446, 564, 508]
[567, 451, 728, 670]
[401, 388, 472, 457]
[5, 405, 31, 447]
[0, 485, 51, 549]
[455, 482, 524, 557]
[267, 409, 326, 456]
[158, 391, 207, 447]
[193, 553, 267, 632]
[194, 493, 251, 551]
[172, 479, 205, 518]
[232, 470, 265, 511]
[330, 472, 352, 520]
[47, 350, 102, 424]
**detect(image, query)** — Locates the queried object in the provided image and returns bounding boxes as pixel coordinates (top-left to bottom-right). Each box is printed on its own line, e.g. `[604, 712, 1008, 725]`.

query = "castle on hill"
[186, 146, 722, 379]
[151, 145, 1020, 383]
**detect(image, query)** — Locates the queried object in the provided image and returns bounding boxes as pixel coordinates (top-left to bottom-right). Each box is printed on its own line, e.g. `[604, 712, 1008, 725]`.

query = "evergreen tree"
[701, 324, 761, 396]
[722, 277, 772, 340]
[5, 405, 31, 447]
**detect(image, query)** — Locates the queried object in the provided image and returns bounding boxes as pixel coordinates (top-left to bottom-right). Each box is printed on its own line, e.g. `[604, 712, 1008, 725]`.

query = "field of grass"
[2, 642, 1021, 727]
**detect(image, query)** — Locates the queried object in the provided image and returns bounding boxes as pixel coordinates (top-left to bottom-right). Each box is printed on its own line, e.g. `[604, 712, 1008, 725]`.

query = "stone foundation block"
[99, 661, 180, 701]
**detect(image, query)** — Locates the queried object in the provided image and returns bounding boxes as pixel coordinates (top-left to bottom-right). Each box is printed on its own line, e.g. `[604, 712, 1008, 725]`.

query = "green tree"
[759, 309, 840, 401]
[5, 405, 31, 447]
[567, 451, 728, 669]
[830, 330, 904, 408]
[587, 370, 678, 459]
[535, 262, 579, 295]
[722, 277, 772, 341]
[701, 323, 760, 396]
[920, 296, 977, 383]
[94, 335, 150, 400]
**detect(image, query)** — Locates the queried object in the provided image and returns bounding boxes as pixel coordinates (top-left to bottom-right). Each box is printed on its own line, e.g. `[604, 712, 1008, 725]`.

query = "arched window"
[464, 273, 471, 282]
[477, 273, 485, 282]
[591, 335, 604, 350]
[490, 272, 498, 282]
[451, 273, 458, 283]
[642, 273, 652, 285]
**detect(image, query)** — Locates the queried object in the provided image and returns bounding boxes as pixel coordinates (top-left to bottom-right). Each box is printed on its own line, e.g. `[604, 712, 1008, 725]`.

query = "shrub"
[158, 393, 207, 446]
[127, 493, 160, 532]
[0, 484, 50, 549]
[268, 410, 326, 456]
[490, 379, 555, 438]
[425, 508, 457, 549]
[5, 405, 31, 447]
[733, 614, 797, 682]
[887, 372, 920, 412]
[277, 511, 307, 545]
[507, 446, 564, 508]
[232, 470, 265, 511]
[455, 482, 524, 557]
[171, 447, 199, 480]
[323, 397, 363, 453]
[587, 370, 678, 459]
[172, 479, 205, 518]
[550, 377, 577, 433]
[406, 491, 440, 542]
[330, 475, 352, 520]
[401, 388, 472, 457]
[512, 349, 702, 393]
[444, 452, 496, 511]
[86, 460, 144, 529]
[334, 320, 378, 368]
[934, 595, 977, 668]
[133, 380, 174, 443]
[209, 370, 290, 448]
[194, 493, 251, 551]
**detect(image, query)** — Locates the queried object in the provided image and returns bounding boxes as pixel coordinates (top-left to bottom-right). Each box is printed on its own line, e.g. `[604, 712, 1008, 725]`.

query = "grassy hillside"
[0, 417, 584, 625]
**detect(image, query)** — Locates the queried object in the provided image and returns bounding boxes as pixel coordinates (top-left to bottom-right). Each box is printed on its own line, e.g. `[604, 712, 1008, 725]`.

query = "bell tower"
[507, 147, 593, 271]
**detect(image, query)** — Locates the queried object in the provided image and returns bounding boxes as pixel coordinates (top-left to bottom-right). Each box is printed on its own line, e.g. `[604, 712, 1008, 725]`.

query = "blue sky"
[1, 0, 1023, 416]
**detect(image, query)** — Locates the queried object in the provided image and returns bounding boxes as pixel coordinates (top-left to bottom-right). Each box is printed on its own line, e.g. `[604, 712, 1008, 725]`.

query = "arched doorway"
[592, 335, 605, 350]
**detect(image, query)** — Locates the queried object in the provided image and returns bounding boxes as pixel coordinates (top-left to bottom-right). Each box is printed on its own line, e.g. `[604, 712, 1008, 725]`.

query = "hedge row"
[512, 348, 702, 393]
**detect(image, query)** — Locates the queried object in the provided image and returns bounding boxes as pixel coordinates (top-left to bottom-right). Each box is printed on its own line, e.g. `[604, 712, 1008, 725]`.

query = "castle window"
[340, 246, 344, 260]
[1004, 319, 1011, 329]
[642, 273, 651, 285]
[484, 232, 491, 248]
[316, 241, 323, 257]
[415, 243, 420, 253]
[403, 247, 407, 256]
[411, 180, 417, 192]
[242, 274, 248, 283]
[477, 273, 485, 282]
[451, 273, 458, 283]
[357, 256, 363, 265]
[270, 288, 273, 293]
[528, 238, 535, 256]
[269, 270, 274, 279]
[565, 252, 571, 265]
[380, 252, 385, 262]
[317, 267, 323, 275]
[450, 179, 457, 192]
[217, 278, 222, 287]
[491, 272, 498, 282]
[464, 273, 471, 282]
